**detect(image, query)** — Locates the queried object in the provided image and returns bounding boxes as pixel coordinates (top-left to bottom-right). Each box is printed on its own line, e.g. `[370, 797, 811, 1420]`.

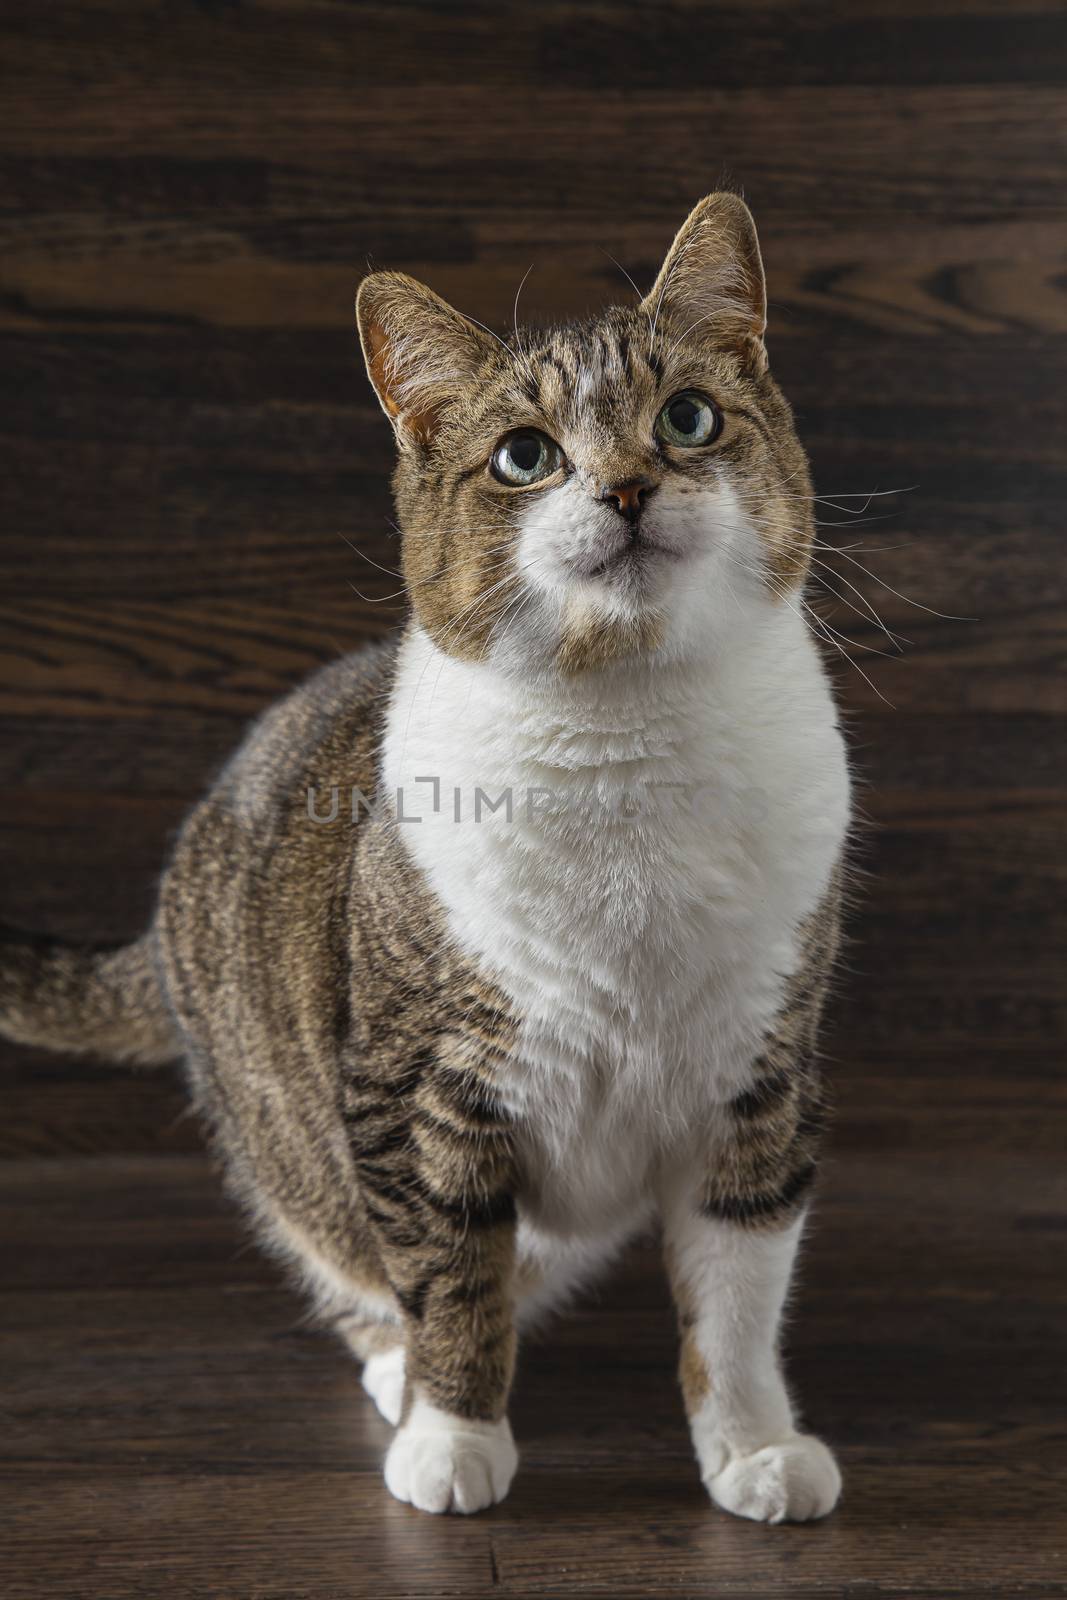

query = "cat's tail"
[0, 925, 179, 1066]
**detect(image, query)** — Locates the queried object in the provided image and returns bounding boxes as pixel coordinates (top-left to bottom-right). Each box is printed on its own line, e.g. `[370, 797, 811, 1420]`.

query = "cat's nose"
[599, 477, 656, 524]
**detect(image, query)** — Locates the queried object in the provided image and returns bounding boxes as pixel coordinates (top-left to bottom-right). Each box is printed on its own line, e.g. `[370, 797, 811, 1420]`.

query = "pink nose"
[600, 478, 654, 523]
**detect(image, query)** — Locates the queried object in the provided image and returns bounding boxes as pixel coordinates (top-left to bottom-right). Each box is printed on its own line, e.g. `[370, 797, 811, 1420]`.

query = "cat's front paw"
[383, 1401, 518, 1515]
[707, 1434, 841, 1524]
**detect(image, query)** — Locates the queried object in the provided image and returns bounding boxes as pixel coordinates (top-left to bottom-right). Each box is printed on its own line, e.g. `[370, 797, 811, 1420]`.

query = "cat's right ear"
[356, 272, 496, 449]
[641, 193, 767, 365]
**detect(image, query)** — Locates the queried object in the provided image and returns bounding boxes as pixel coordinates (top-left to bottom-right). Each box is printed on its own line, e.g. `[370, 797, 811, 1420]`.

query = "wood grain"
[1, 1, 1064, 1595]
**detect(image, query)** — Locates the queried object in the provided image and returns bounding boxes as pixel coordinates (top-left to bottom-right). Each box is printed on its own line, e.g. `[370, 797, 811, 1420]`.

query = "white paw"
[383, 1401, 518, 1515]
[362, 1345, 406, 1426]
[707, 1434, 841, 1524]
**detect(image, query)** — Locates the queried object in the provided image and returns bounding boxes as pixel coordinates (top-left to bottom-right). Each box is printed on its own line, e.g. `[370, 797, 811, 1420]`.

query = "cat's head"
[356, 194, 812, 676]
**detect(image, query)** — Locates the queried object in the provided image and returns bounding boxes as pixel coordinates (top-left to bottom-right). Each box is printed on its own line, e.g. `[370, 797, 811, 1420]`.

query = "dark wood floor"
[1, 2, 1065, 1596]
[5, 1143, 1066, 1599]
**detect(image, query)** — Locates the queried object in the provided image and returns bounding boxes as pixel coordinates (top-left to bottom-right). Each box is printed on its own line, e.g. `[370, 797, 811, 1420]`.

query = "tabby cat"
[1, 194, 851, 1522]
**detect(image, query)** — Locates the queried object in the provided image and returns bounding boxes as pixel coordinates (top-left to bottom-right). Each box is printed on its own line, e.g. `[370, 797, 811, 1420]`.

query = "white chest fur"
[383, 611, 850, 1240]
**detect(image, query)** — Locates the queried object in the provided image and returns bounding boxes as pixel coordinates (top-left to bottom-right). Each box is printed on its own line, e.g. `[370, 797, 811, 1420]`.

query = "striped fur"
[701, 869, 842, 1226]
[0, 926, 176, 1065]
[151, 645, 525, 1428]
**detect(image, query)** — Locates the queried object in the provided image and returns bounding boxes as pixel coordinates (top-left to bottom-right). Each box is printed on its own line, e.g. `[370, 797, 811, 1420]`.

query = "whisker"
[723, 485, 969, 626]
[458, 307, 512, 356]
[814, 512, 899, 530]
[806, 556, 911, 650]
[816, 486, 918, 514]
[600, 248, 654, 340]
[396, 569, 521, 763]
[811, 538, 913, 555]
[796, 592, 903, 663]
[347, 549, 519, 606]
[788, 594, 898, 706]
[347, 579, 407, 605]
[726, 546, 897, 706]
[512, 263, 535, 344]
[337, 532, 402, 579]
[828, 547, 977, 623]
[424, 563, 541, 718]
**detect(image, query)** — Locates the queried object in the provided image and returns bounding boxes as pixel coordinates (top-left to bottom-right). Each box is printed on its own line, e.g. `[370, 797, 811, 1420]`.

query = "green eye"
[655, 390, 722, 448]
[491, 429, 563, 487]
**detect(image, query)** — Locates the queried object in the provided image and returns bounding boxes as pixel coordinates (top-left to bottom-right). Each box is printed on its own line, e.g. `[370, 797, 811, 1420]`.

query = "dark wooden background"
[2, 4, 1064, 1597]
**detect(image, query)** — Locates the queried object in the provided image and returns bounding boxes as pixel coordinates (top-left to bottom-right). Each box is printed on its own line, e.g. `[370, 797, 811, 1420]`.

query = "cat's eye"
[490, 429, 563, 487]
[655, 391, 722, 449]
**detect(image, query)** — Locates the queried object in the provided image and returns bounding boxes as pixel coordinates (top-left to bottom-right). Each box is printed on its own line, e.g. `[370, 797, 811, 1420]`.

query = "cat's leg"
[660, 1043, 841, 1522]
[663, 1196, 840, 1523]
[660, 875, 844, 1522]
[373, 1196, 518, 1514]
[347, 1058, 521, 1515]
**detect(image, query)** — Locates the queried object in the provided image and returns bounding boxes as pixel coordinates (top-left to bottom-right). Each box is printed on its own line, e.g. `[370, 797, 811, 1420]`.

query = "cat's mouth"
[579, 531, 684, 582]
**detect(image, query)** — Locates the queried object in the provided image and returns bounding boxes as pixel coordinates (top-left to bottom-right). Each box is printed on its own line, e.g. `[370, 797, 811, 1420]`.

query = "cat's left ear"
[356, 271, 497, 448]
[641, 193, 767, 364]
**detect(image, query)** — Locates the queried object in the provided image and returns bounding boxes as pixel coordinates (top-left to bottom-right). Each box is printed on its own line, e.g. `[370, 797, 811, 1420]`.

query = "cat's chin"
[569, 529, 685, 585]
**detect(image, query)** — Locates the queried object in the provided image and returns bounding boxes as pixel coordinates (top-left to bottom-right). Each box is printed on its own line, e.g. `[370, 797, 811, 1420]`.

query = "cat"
[1, 193, 851, 1523]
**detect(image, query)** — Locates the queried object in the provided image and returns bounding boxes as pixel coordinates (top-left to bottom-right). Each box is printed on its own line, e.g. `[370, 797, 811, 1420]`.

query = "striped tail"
[0, 925, 178, 1066]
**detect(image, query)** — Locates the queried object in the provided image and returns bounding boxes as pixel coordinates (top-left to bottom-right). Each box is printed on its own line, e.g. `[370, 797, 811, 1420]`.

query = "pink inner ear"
[365, 319, 441, 444]
[365, 321, 402, 419]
